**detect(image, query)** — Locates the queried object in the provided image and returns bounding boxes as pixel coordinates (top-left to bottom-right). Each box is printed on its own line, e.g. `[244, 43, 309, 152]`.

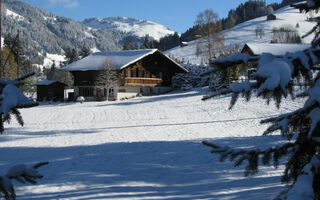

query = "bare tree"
[271, 24, 302, 44]
[195, 9, 225, 62]
[255, 25, 265, 39]
[95, 61, 118, 101]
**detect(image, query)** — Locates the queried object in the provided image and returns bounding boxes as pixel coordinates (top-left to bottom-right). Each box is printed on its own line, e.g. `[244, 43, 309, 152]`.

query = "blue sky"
[19, 0, 282, 33]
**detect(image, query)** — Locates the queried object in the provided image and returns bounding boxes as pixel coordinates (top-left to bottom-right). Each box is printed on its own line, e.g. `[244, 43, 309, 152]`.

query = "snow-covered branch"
[202, 141, 296, 176]
[203, 1, 320, 199]
[211, 53, 259, 68]
[0, 162, 49, 200]
[0, 72, 39, 133]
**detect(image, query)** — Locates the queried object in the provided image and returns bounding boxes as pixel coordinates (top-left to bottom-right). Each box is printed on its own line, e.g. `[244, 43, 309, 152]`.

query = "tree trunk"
[106, 87, 109, 102]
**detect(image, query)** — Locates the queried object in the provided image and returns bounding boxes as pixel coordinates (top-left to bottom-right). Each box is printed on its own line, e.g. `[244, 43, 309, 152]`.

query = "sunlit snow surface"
[0, 88, 305, 199]
[166, 6, 318, 65]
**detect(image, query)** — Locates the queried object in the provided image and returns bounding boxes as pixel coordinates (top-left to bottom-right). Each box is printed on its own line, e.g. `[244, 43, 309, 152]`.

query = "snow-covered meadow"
[0, 88, 305, 199]
[166, 6, 318, 65]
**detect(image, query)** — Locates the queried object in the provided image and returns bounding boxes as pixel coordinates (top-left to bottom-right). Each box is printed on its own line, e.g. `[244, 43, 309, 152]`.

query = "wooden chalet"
[240, 43, 311, 80]
[241, 43, 310, 56]
[267, 13, 276, 20]
[62, 49, 188, 101]
[36, 80, 66, 101]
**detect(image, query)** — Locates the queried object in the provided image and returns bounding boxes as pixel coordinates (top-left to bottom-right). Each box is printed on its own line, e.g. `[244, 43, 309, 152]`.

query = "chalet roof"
[243, 43, 311, 56]
[61, 49, 188, 72]
[36, 80, 66, 86]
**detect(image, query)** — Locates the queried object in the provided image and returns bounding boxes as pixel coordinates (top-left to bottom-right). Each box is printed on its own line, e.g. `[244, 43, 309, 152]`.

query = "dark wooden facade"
[37, 81, 66, 101]
[267, 14, 276, 20]
[71, 50, 185, 88]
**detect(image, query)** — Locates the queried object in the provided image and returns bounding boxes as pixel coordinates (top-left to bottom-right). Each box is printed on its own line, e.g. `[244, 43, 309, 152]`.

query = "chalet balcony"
[120, 77, 163, 86]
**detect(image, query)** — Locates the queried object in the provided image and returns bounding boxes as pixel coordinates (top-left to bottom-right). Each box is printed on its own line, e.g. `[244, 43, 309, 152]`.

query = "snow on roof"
[244, 43, 311, 56]
[61, 49, 188, 72]
[36, 80, 58, 86]
[62, 49, 158, 71]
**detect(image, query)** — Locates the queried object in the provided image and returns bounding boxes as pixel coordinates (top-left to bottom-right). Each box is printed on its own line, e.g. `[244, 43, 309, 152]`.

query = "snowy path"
[0, 88, 304, 199]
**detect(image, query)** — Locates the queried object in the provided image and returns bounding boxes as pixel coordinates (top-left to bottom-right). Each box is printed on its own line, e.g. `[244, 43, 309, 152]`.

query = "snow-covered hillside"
[5, 8, 24, 21]
[83, 17, 175, 41]
[166, 6, 318, 65]
[0, 88, 305, 199]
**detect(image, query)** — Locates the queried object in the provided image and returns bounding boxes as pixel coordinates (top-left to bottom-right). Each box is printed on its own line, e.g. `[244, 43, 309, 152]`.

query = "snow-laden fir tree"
[203, 1, 320, 199]
[0, 72, 48, 199]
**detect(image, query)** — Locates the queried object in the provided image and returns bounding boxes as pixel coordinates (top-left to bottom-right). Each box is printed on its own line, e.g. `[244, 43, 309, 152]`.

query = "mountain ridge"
[1, 0, 176, 67]
[82, 16, 175, 41]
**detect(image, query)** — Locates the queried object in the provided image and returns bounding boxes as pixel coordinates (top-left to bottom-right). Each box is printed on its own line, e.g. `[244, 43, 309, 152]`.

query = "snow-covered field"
[0, 88, 305, 199]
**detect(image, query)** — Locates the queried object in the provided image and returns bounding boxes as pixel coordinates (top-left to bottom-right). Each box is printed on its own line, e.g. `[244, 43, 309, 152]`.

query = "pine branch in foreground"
[202, 1, 320, 199]
[0, 72, 48, 200]
[0, 162, 49, 200]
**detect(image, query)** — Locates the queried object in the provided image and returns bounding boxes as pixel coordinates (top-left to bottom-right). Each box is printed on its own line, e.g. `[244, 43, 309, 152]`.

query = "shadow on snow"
[0, 136, 286, 200]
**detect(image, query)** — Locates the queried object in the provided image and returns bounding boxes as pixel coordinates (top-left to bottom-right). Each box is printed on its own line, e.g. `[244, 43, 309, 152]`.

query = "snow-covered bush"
[208, 72, 225, 92]
[172, 64, 211, 90]
[202, 2, 320, 199]
[76, 96, 85, 104]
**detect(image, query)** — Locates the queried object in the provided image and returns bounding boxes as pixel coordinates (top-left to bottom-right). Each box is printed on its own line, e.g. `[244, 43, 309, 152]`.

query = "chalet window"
[109, 88, 114, 97]
[141, 70, 145, 78]
[131, 70, 134, 77]
[123, 70, 126, 77]
[79, 87, 94, 97]
[136, 68, 139, 77]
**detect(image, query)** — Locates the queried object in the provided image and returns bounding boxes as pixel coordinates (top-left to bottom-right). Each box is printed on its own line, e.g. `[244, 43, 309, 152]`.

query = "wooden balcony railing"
[120, 77, 163, 86]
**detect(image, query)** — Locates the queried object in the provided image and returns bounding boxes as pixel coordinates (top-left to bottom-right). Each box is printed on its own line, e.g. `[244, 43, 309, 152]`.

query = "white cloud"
[49, 0, 79, 8]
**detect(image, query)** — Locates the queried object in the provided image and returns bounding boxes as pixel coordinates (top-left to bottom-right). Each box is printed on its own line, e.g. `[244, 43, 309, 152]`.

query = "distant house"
[36, 80, 66, 101]
[180, 42, 188, 47]
[241, 43, 311, 80]
[61, 49, 188, 101]
[267, 14, 276, 20]
[241, 43, 310, 56]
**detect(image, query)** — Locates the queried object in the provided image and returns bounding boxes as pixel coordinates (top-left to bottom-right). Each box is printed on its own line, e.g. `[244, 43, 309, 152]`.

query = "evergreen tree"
[45, 62, 57, 80]
[123, 37, 133, 50]
[140, 34, 155, 49]
[4, 33, 23, 65]
[203, 2, 320, 199]
[155, 32, 181, 51]
[79, 46, 91, 59]
[3, 32, 30, 77]
[180, 25, 202, 42]
[1, 47, 17, 79]
[133, 43, 139, 50]
[63, 47, 79, 65]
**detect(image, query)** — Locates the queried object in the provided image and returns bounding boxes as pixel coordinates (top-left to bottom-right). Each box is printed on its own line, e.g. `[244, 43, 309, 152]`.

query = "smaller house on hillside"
[36, 80, 66, 102]
[241, 43, 311, 80]
[267, 13, 276, 20]
[180, 42, 188, 47]
[241, 43, 311, 56]
[61, 49, 188, 101]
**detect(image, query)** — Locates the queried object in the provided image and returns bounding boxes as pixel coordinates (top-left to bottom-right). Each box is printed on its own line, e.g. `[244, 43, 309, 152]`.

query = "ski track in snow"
[0, 88, 305, 199]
